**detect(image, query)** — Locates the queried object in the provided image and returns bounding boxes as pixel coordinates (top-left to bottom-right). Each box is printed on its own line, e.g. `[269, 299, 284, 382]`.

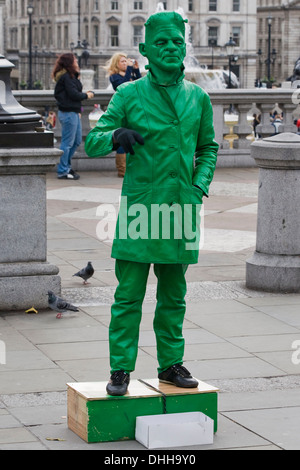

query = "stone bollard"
[246, 133, 300, 293]
[0, 55, 62, 310]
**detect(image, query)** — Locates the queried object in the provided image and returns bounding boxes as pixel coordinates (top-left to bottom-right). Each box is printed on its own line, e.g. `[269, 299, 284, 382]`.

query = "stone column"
[0, 55, 62, 311]
[246, 133, 300, 293]
[233, 104, 253, 149]
[256, 103, 278, 138]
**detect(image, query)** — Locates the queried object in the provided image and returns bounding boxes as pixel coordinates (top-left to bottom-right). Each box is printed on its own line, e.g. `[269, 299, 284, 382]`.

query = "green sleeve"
[85, 88, 127, 158]
[192, 93, 219, 196]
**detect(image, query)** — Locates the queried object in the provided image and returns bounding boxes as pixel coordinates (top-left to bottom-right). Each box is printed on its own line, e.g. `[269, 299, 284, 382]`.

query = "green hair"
[145, 11, 188, 41]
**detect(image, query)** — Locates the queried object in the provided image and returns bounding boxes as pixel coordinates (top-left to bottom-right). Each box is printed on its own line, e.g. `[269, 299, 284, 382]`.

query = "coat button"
[172, 120, 179, 126]
[169, 170, 178, 178]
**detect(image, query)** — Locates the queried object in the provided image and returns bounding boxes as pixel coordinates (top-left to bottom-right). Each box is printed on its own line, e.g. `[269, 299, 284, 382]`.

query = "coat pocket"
[180, 186, 204, 205]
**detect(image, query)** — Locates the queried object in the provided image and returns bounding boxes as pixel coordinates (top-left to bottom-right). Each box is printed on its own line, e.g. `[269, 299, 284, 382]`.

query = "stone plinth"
[0, 147, 62, 310]
[246, 133, 300, 293]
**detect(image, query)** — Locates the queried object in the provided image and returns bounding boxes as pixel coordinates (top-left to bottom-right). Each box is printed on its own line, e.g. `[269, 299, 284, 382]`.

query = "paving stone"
[1, 169, 299, 450]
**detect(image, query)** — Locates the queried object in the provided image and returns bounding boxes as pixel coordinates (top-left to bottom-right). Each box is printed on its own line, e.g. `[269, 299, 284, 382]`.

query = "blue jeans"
[57, 111, 82, 176]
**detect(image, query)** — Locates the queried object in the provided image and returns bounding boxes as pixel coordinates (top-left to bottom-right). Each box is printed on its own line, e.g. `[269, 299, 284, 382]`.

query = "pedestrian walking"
[52, 53, 94, 180]
[104, 52, 142, 177]
[86, 11, 219, 396]
[253, 113, 261, 139]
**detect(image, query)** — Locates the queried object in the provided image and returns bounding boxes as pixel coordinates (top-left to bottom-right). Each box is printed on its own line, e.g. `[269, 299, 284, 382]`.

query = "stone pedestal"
[0, 147, 62, 310]
[246, 133, 300, 293]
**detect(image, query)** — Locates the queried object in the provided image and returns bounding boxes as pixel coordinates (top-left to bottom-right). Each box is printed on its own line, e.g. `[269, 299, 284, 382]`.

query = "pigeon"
[48, 290, 79, 319]
[73, 261, 94, 285]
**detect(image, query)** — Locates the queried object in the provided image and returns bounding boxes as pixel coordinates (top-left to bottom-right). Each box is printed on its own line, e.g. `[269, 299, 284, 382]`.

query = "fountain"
[156, 2, 165, 12]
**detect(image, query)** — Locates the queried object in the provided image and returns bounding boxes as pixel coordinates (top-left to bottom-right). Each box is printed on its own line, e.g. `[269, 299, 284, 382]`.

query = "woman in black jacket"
[52, 53, 94, 179]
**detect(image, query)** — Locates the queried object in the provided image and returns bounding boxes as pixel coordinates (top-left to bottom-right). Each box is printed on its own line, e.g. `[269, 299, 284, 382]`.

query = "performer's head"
[139, 11, 187, 74]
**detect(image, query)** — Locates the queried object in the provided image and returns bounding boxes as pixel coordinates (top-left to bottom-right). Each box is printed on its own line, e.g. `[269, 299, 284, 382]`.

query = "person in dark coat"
[52, 53, 94, 180]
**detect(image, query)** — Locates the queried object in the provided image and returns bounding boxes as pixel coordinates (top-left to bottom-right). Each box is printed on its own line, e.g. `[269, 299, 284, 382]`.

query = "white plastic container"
[135, 412, 214, 449]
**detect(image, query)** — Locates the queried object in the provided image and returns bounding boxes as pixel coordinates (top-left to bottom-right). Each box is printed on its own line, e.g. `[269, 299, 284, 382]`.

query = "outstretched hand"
[113, 128, 145, 155]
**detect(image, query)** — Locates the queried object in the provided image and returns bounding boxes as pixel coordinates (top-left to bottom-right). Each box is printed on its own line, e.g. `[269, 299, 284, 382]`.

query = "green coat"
[85, 71, 219, 264]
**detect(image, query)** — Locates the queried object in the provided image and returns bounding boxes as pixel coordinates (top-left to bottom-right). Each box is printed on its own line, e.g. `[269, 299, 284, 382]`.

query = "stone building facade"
[257, 0, 300, 84]
[3, 0, 257, 89]
[0, 0, 5, 54]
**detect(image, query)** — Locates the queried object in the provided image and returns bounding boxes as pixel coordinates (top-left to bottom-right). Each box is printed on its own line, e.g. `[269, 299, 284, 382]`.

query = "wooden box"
[67, 379, 218, 444]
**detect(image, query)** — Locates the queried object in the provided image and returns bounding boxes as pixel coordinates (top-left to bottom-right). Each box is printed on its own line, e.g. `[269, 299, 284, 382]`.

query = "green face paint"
[139, 12, 187, 85]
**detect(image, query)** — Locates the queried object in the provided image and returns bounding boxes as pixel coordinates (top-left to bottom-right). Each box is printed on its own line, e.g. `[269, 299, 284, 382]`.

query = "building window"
[232, 26, 241, 47]
[94, 25, 99, 47]
[134, 2, 143, 10]
[48, 26, 53, 47]
[85, 25, 89, 42]
[133, 25, 143, 46]
[233, 0, 240, 11]
[34, 26, 38, 46]
[57, 25, 62, 49]
[209, 0, 217, 12]
[208, 26, 218, 47]
[64, 25, 69, 49]
[21, 27, 25, 48]
[189, 25, 194, 44]
[188, 0, 194, 12]
[110, 25, 119, 47]
[111, 1, 118, 9]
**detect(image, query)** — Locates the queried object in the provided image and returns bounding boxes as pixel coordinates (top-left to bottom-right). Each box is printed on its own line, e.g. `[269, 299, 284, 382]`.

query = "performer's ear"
[139, 43, 147, 57]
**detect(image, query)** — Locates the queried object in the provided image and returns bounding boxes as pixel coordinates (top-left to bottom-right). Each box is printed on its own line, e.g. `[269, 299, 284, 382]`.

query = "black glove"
[113, 128, 144, 155]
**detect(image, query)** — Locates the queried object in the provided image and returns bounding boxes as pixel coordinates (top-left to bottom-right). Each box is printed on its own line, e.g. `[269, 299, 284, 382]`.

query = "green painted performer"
[85, 11, 219, 396]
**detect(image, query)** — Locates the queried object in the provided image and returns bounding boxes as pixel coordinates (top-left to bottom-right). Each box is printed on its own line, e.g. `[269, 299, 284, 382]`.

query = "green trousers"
[110, 260, 188, 374]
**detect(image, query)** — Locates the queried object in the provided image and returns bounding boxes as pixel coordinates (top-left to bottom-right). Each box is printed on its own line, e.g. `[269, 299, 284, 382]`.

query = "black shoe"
[158, 364, 199, 388]
[106, 370, 130, 396]
[57, 171, 80, 180]
[69, 169, 80, 180]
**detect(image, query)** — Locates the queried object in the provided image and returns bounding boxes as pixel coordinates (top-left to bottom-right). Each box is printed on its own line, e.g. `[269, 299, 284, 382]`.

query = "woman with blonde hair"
[105, 52, 141, 177]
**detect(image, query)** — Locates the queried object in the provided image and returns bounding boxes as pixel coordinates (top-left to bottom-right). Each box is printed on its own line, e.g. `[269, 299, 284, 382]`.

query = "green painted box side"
[166, 393, 218, 433]
[86, 392, 218, 443]
[87, 396, 163, 443]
